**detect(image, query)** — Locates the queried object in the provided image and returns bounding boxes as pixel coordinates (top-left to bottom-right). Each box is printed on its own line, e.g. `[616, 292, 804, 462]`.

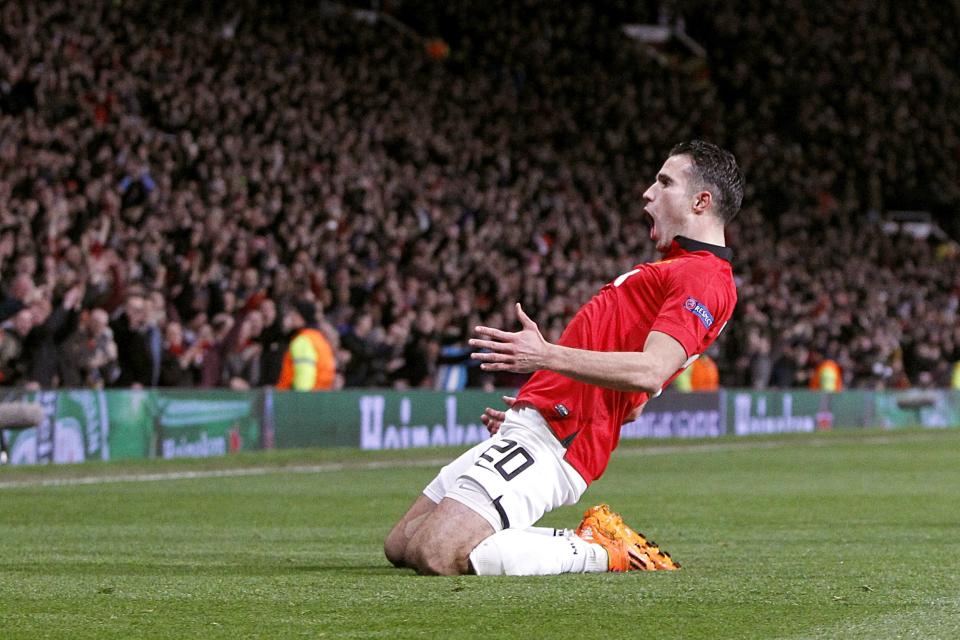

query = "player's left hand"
[480, 395, 516, 435]
[469, 303, 552, 373]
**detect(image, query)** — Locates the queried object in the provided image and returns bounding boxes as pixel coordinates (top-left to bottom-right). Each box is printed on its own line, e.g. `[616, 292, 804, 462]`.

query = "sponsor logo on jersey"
[554, 403, 570, 418]
[683, 296, 714, 329]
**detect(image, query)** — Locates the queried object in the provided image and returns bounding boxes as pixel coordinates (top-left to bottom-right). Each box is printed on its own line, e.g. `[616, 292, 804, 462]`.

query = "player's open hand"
[469, 303, 552, 373]
[480, 395, 515, 435]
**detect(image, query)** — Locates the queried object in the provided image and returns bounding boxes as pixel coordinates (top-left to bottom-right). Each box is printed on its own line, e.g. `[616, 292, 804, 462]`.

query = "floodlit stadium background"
[2, 0, 958, 397]
[1, 3, 960, 637]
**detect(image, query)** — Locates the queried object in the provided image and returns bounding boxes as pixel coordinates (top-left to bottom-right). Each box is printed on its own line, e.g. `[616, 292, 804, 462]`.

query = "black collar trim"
[675, 236, 733, 263]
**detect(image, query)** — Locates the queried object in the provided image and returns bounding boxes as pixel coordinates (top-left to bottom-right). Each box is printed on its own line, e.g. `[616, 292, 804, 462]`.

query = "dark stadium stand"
[1, 0, 958, 390]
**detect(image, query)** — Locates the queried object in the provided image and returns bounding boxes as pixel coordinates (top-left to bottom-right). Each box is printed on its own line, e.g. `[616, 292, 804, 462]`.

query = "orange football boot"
[574, 517, 643, 572]
[576, 504, 680, 571]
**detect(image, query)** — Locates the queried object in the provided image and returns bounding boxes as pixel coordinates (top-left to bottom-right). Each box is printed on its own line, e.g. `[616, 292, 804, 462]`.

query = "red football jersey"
[516, 236, 737, 484]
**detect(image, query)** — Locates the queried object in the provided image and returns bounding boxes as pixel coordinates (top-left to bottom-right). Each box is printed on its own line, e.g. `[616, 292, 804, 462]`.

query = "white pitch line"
[0, 459, 451, 490]
[0, 431, 948, 490]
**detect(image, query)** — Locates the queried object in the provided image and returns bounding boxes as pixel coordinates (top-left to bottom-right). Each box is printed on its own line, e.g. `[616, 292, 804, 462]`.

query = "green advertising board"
[2, 390, 110, 465]
[271, 389, 503, 450]
[724, 389, 875, 435]
[5, 388, 959, 467]
[873, 390, 960, 429]
[150, 389, 261, 459]
[2, 389, 261, 465]
[104, 389, 153, 459]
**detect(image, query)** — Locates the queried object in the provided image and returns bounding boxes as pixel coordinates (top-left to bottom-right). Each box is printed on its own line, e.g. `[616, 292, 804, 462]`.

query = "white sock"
[470, 529, 609, 576]
[523, 526, 575, 538]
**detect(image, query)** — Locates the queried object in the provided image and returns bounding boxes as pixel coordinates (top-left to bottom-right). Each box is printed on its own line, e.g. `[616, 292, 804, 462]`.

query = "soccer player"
[384, 140, 743, 575]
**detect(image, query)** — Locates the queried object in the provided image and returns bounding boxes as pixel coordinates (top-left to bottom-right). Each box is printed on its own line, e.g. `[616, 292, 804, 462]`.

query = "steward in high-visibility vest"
[276, 300, 335, 391]
[810, 358, 842, 392]
[672, 364, 693, 392]
[690, 354, 720, 391]
[952, 361, 960, 390]
[671, 354, 720, 392]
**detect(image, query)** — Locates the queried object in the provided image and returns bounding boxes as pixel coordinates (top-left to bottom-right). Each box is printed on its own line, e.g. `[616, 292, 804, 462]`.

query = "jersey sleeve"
[648, 265, 727, 358]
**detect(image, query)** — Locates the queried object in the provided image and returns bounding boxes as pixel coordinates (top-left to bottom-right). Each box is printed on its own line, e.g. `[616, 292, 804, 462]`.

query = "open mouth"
[644, 210, 656, 241]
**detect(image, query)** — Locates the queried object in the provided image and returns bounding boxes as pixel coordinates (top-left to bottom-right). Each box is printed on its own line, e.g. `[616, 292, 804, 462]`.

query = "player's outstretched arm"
[470, 303, 687, 394]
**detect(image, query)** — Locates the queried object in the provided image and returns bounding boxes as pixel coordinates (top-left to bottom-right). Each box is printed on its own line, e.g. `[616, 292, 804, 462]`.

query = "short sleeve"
[649, 265, 726, 358]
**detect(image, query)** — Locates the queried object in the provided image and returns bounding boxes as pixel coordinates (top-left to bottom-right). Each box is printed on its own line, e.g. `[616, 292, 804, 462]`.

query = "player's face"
[642, 154, 696, 253]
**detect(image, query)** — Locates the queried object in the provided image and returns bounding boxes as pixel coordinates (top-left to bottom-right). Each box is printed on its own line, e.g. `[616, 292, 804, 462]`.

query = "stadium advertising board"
[724, 390, 876, 435]
[150, 390, 260, 459]
[271, 389, 370, 448]
[1, 390, 260, 466]
[3, 390, 109, 465]
[6, 388, 959, 466]
[873, 390, 960, 429]
[272, 390, 497, 450]
[358, 392, 491, 450]
[620, 391, 723, 439]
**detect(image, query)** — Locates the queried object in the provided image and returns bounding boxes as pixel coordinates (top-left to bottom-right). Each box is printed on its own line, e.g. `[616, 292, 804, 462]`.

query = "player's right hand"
[480, 395, 516, 435]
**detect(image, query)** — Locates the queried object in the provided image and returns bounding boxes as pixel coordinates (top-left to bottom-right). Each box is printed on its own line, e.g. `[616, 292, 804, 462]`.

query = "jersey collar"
[669, 236, 733, 263]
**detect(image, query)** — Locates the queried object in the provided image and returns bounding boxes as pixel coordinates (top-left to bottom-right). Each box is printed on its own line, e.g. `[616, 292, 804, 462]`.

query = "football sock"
[469, 529, 608, 576]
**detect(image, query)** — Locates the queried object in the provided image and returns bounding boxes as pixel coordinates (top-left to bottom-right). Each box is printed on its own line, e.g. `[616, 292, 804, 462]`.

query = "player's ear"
[692, 190, 712, 214]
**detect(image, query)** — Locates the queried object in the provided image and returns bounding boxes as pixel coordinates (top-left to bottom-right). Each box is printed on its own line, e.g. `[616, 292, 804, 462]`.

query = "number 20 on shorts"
[475, 439, 535, 481]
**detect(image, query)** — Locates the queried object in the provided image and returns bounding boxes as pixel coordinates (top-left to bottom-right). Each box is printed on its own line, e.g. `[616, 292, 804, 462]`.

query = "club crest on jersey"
[683, 296, 714, 329]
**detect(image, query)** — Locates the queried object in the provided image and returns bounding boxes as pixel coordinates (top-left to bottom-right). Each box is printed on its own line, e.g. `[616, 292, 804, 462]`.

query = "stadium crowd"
[1, 0, 958, 392]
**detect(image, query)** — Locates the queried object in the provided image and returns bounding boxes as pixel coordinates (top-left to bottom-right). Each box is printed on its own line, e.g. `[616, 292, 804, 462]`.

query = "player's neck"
[679, 224, 726, 248]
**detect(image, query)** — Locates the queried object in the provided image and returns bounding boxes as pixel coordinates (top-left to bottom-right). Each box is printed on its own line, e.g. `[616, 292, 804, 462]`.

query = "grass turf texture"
[1, 429, 959, 639]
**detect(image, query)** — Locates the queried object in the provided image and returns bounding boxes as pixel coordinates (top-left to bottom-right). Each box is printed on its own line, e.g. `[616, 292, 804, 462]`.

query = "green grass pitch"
[1, 429, 959, 639]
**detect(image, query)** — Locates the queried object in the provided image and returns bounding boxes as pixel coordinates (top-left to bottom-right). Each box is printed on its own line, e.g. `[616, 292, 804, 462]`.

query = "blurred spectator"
[110, 295, 155, 388]
[670, 354, 720, 392]
[61, 308, 120, 387]
[159, 321, 197, 387]
[809, 353, 843, 392]
[221, 311, 263, 390]
[770, 342, 799, 390]
[257, 298, 287, 386]
[749, 333, 772, 390]
[690, 354, 720, 392]
[391, 311, 439, 389]
[199, 314, 236, 388]
[436, 331, 474, 392]
[21, 285, 84, 388]
[670, 364, 693, 392]
[276, 300, 337, 391]
[0, 309, 34, 385]
[0, 275, 35, 324]
[340, 312, 391, 387]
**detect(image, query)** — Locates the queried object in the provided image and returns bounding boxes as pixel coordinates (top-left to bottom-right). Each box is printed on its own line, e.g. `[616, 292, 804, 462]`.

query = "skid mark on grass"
[0, 431, 952, 490]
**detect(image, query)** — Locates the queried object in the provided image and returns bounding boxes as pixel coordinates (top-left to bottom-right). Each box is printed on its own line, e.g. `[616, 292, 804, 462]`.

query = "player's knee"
[383, 528, 407, 568]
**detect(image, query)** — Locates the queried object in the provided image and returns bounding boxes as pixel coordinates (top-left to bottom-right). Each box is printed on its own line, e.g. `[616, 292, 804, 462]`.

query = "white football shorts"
[423, 406, 588, 532]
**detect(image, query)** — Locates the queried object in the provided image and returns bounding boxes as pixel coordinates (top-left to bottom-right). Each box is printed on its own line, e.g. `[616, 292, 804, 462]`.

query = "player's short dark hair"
[669, 140, 744, 223]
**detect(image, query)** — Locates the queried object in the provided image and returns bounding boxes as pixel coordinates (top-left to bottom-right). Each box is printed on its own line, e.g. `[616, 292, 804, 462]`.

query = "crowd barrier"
[2, 388, 959, 466]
